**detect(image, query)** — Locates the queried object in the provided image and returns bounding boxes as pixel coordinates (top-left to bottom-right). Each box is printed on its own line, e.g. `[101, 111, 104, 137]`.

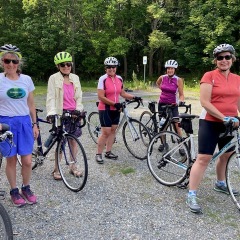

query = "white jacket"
[46, 71, 84, 116]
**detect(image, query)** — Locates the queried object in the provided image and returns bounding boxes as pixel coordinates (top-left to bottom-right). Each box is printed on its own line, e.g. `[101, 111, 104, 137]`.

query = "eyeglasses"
[216, 55, 232, 61]
[106, 66, 117, 69]
[2, 59, 19, 64]
[59, 62, 72, 67]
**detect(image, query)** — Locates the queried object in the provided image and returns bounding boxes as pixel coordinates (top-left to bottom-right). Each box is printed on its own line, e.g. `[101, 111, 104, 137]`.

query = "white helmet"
[165, 59, 178, 68]
[104, 57, 119, 66]
[213, 43, 235, 57]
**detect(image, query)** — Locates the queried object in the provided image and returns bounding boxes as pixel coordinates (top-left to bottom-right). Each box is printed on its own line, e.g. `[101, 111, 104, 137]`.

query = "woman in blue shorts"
[0, 44, 39, 207]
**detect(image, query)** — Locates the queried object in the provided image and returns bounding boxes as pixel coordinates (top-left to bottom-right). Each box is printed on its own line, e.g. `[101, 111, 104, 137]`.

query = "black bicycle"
[139, 101, 191, 138]
[19, 109, 88, 192]
[0, 124, 14, 240]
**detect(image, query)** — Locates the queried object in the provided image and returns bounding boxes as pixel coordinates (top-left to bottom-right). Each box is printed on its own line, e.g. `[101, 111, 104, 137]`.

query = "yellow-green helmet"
[54, 52, 72, 65]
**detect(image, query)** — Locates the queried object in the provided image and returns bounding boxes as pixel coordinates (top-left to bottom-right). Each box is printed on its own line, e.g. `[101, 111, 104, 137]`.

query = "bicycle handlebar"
[123, 98, 143, 110]
[219, 119, 239, 138]
[0, 123, 10, 133]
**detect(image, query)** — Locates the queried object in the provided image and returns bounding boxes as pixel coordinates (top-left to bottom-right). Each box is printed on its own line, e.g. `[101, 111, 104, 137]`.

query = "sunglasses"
[2, 59, 19, 64]
[216, 55, 232, 61]
[106, 66, 117, 69]
[59, 62, 72, 67]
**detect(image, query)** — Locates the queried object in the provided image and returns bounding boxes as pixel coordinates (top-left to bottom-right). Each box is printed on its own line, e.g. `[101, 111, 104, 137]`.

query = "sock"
[188, 190, 197, 197]
[216, 180, 226, 186]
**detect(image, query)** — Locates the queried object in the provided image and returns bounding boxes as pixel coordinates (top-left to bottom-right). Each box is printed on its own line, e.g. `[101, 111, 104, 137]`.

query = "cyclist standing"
[95, 57, 141, 164]
[46, 52, 84, 180]
[156, 60, 185, 151]
[0, 44, 39, 207]
[186, 44, 240, 214]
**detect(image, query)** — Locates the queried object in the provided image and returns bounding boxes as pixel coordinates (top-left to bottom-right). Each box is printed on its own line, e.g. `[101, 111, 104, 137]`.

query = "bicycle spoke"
[147, 131, 190, 186]
[57, 134, 88, 192]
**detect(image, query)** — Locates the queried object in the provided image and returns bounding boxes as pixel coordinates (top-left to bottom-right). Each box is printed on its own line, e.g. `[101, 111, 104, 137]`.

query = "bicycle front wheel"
[122, 119, 151, 160]
[226, 152, 240, 210]
[57, 134, 88, 192]
[139, 111, 156, 137]
[0, 202, 13, 240]
[147, 131, 190, 186]
[87, 112, 101, 144]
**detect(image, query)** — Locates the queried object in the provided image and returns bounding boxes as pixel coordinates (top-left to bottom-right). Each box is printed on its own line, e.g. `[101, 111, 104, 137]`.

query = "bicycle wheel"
[147, 130, 190, 186]
[139, 111, 156, 137]
[0, 202, 13, 240]
[87, 112, 101, 144]
[226, 152, 240, 210]
[57, 134, 88, 192]
[122, 119, 151, 160]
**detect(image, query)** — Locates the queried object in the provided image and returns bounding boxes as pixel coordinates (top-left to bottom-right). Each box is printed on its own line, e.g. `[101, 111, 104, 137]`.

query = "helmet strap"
[60, 71, 70, 77]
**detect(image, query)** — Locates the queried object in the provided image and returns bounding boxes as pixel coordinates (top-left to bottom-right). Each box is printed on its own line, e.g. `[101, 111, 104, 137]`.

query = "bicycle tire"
[87, 111, 101, 144]
[0, 154, 2, 169]
[57, 134, 88, 192]
[147, 130, 190, 186]
[226, 152, 240, 210]
[139, 111, 156, 137]
[0, 202, 13, 240]
[122, 119, 151, 160]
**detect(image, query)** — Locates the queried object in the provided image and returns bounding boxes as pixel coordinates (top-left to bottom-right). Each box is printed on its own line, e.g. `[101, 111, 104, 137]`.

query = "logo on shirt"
[7, 88, 26, 99]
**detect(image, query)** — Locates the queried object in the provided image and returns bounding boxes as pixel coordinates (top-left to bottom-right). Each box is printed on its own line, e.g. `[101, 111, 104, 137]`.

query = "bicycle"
[139, 101, 191, 138]
[19, 109, 88, 192]
[147, 113, 240, 211]
[0, 124, 14, 240]
[87, 99, 151, 160]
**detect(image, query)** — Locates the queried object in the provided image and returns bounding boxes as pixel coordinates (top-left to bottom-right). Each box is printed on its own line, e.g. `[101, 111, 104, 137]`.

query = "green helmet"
[54, 52, 72, 65]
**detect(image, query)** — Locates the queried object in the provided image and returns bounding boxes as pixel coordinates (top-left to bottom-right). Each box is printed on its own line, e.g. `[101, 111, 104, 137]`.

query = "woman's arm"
[156, 76, 163, 88]
[178, 78, 184, 102]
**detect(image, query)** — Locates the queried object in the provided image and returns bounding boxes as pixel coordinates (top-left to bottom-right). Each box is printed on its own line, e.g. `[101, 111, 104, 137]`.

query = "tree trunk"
[123, 55, 127, 80]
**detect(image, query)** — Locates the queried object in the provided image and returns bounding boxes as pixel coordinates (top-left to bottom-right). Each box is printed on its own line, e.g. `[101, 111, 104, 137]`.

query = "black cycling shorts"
[99, 110, 120, 127]
[158, 102, 179, 119]
[198, 119, 234, 155]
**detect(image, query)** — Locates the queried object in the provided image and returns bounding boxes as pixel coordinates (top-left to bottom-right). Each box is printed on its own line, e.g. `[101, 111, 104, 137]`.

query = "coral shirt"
[200, 69, 240, 122]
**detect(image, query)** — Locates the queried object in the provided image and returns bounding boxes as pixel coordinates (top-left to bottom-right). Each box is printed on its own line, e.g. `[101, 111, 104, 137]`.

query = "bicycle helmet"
[213, 44, 235, 57]
[54, 52, 72, 65]
[0, 44, 22, 59]
[104, 57, 119, 66]
[165, 60, 178, 68]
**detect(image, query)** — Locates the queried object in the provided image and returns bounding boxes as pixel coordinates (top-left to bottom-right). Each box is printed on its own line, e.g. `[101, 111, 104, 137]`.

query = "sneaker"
[214, 183, 239, 196]
[95, 154, 104, 164]
[179, 148, 186, 156]
[158, 143, 169, 152]
[10, 188, 26, 207]
[186, 195, 202, 213]
[21, 185, 37, 204]
[105, 151, 118, 159]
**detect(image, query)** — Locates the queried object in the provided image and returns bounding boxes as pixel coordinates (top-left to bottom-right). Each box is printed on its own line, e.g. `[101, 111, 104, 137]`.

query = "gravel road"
[0, 90, 240, 240]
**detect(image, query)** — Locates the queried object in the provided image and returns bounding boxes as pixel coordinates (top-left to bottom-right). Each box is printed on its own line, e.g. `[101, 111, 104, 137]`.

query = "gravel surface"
[0, 90, 240, 240]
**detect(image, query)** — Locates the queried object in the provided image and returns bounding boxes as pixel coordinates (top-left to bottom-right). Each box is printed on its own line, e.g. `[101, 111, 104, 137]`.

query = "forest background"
[0, 0, 240, 88]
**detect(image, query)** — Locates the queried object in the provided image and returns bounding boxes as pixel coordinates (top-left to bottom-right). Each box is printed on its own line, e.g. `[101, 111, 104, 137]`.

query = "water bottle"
[159, 117, 166, 129]
[44, 132, 55, 148]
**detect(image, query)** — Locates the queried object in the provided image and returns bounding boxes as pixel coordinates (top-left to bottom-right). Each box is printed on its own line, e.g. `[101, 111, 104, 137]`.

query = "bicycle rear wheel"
[147, 131, 190, 186]
[0, 202, 13, 240]
[57, 134, 88, 192]
[87, 112, 101, 144]
[226, 152, 240, 210]
[122, 119, 151, 160]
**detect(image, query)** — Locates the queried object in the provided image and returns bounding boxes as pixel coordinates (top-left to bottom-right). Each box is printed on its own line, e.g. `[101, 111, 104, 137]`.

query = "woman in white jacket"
[46, 51, 84, 180]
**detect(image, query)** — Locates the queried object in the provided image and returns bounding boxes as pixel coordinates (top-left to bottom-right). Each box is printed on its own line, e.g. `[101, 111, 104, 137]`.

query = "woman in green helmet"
[46, 51, 84, 180]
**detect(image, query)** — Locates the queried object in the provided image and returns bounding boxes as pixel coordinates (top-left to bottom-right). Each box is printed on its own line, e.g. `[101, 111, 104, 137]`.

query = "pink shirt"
[97, 74, 123, 110]
[63, 83, 76, 110]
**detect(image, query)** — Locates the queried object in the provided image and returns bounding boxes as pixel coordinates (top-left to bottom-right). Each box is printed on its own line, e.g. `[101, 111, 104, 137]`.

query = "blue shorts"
[0, 115, 34, 157]
[99, 110, 120, 127]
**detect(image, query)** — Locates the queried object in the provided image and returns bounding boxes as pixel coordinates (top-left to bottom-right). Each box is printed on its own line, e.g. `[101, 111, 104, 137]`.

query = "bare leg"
[20, 154, 32, 186]
[216, 152, 232, 181]
[5, 155, 18, 189]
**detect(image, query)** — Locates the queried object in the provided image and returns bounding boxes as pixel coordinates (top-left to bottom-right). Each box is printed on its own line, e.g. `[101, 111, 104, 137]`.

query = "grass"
[34, 79, 200, 96]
